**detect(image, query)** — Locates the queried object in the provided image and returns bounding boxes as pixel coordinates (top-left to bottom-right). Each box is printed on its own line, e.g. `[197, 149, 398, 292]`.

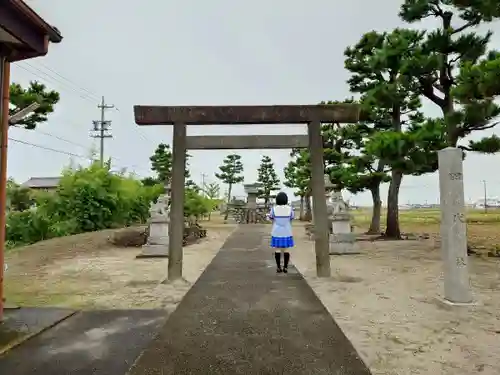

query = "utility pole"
[482, 180, 487, 213]
[91, 96, 114, 166]
[201, 173, 208, 196]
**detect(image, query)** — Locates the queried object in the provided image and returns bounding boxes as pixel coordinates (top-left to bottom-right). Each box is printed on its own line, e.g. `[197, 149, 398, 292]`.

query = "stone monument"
[137, 182, 171, 258]
[243, 183, 262, 223]
[437, 147, 473, 304]
[326, 177, 358, 255]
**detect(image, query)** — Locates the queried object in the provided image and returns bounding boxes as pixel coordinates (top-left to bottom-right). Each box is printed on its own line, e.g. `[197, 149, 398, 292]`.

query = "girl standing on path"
[269, 191, 294, 273]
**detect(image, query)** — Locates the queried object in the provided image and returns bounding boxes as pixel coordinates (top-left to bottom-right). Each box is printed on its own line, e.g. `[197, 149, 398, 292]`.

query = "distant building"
[21, 177, 60, 192]
[472, 197, 500, 208]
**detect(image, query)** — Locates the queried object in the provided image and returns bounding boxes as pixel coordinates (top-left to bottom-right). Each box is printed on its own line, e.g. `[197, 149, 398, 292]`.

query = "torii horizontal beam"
[134, 104, 365, 125]
[185, 135, 308, 149]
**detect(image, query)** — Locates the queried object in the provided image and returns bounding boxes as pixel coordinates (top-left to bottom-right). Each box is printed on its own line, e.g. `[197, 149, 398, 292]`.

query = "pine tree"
[149, 143, 191, 184]
[345, 29, 446, 238]
[215, 154, 244, 220]
[400, 0, 500, 151]
[284, 149, 311, 220]
[257, 155, 280, 207]
[9, 81, 59, 129]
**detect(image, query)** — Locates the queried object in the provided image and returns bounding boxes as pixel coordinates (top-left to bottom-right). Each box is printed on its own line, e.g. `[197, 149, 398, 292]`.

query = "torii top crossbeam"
[134, 104, 366, 125]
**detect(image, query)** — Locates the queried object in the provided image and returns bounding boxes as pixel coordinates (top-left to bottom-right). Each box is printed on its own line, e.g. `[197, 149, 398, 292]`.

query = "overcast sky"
[8, 0, 500, 205]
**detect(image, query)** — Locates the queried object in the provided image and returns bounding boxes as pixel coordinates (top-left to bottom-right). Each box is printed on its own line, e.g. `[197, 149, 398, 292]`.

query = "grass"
[351, 208, 500, 254]
[352, 208, 500, 226]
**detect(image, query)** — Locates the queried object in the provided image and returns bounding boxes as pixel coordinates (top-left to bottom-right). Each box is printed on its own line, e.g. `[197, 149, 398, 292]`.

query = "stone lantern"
[327, 180, 358, 255]
[243, 183, 262, 223]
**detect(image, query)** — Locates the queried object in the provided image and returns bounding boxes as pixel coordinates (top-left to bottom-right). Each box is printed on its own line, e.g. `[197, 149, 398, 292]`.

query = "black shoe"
[283, 268, 288, 273]
[276, 267, 283, 273]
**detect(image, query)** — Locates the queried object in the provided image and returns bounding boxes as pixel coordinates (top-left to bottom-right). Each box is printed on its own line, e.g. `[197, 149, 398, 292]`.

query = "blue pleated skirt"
[270, 236, 294, 248]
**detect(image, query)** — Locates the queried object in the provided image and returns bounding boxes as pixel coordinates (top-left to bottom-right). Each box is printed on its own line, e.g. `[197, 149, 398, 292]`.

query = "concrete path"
[0, 310, 167, 375]
[0, 307, 75, 355]
[129, 225, 371, 375]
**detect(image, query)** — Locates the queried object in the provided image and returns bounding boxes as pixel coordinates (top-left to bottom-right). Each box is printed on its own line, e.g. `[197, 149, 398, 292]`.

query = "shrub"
[6, 162, 154, 248]
[5, 161, 214, 248]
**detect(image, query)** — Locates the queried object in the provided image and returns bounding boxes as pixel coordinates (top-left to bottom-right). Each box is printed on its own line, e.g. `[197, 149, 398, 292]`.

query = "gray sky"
[9, 0, 500, 205]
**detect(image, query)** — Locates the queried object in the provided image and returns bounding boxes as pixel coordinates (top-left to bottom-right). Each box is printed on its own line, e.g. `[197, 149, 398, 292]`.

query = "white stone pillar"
[438, 147, 473, 304]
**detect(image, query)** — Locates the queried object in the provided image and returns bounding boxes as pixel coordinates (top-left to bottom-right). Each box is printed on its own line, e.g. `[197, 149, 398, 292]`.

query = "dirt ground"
[292, 226, 500, 375]
[4, 223, 237, 312]
[4, 215, 500, 374]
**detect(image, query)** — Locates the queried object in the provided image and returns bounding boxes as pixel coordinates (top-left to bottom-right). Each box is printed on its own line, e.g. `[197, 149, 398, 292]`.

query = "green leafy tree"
[309, 100, 391, 231]
[284, 99, 390, 226]
[9, 81, 59, 129]
[321, 100, 363, 192]
[400, 0, 500, 150]
[257, 155, 280, 206]
[141, 177, 159, 187]
[324, 120, 391, 233]
[203, 182, 221, 199]
[6, 161, 155, 247]
[184, 189, 210, 221]
[284, 149, 311, 220]
[6, 178, 34, 212]
[345, 29, 446, 238]
[215, 154, 244, 220]
[149, 143, 191, 183]
[185, 179, 199, 192]
[200, 182, 221, 220]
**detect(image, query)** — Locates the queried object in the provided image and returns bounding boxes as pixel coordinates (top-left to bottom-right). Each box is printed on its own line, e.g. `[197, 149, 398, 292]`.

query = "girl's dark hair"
[275, 191, 288, 206]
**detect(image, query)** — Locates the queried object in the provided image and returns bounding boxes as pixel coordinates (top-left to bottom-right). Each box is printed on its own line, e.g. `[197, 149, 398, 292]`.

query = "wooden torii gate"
[134, 104, 365, 279]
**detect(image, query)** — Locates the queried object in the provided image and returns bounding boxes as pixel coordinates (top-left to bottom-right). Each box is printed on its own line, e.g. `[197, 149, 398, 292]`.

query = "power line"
[22, 128, 88, 149]
[13, 125, 150, 174]
[29, 60, 100, 100]
[9, 137, 87, 158]
[16, 61, 155, 147]
[9, 137, 149, 177]
[114, 108, 154, 145]
[91, 96, 114, 167]
[14, 61, 157, 171]
[15, 64, 99, 105]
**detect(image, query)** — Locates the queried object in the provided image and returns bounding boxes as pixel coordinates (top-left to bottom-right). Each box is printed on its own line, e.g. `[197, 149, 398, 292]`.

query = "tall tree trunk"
[385, 76, 403, 239]
[299, 195, 305, 220]
[385, 170, 403, 238]
[304, 193, 312, 221]
[367, 183, 382, 234]
[224, 183, 232, 220]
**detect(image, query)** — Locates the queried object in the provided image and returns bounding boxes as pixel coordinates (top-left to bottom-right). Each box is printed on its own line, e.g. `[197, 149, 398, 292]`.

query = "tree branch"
[471, 121, 500, 131]
[431, 4, 444, 17]
[419, 77, 445, 108]
[458, 145, 472, 151]
[452, 21, 477, 35]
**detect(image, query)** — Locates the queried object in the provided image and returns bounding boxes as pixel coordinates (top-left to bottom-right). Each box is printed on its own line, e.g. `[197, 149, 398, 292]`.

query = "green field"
[351, 208, 500, 254]
[352, 208, 500, 225]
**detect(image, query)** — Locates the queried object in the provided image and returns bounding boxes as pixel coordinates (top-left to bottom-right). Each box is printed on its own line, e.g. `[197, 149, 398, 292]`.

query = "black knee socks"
[275, 252, 281, 269]
[284, 252, 290, 269]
